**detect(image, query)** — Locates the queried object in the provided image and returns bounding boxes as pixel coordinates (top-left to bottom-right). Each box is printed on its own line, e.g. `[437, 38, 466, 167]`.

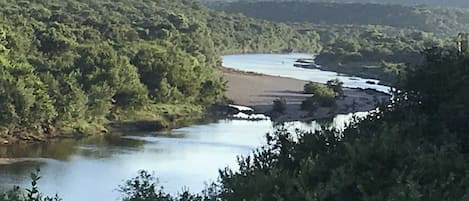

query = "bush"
[302, 82, 337, 110]
[304, 82, 322, 94]
[119, 170, 218, 201]
[316, 94, 336, 107]
[326, 78, 344, 95]
[0, 169, 61, 201]
[300, 96, 317, 111]
[303, 82, 337, 97]
[301, 94, 336, 111]
[272, 98, 286, 114]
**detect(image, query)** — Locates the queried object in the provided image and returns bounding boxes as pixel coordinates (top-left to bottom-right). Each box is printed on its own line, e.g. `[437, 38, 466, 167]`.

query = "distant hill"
[208, 1, 469, 36]
[203, 0, 469, 8]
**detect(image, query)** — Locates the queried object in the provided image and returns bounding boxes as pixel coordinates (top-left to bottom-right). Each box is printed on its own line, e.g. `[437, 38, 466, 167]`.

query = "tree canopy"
[0, 0, 321, 138]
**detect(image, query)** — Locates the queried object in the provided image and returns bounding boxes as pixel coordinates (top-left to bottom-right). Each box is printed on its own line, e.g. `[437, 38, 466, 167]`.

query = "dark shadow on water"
[265, 90, 304, 94]
[257, 94, 308, 101]
[0, 134, 147, 161]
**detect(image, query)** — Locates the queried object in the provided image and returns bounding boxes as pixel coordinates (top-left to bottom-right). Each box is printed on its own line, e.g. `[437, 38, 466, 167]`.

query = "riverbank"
[313, 60, 399, 86]
[219, 67, 390, 121]
[0, 104, 206, 145]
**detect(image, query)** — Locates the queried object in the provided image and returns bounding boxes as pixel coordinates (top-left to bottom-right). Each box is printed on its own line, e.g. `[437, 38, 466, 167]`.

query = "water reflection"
[0, 113, 363, 201]
[0, 134, 146, 160]
[0, 53, 378, 201]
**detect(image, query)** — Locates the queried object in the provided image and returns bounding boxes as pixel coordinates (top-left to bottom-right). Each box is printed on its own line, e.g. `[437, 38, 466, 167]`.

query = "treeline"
[204, 0, 469, 8]
[208, 1, 460, 82]
[4, 46, 469, 201]
[0, 0, 321, 139]
[0, 0, 225, 138]
[210, 1, 469, 36]
[313, 25, 450, 82]
[318, 0, 469, 7]
[206, 12, 321, 54]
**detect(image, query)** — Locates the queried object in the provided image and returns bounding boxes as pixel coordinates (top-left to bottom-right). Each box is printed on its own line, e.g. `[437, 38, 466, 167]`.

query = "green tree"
[326, 78, 344, 95]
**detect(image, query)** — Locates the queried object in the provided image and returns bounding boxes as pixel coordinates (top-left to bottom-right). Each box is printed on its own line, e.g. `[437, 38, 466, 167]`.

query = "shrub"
[302, 82, 337, 110]
[301, 96, 317, 111]
[0, 169, 61, 201]
[326, 78, 344, 95]
[119, 170, 219, 201]
[301, 94, 336, 111]
[272, 98, 286, 114]
[303, 82, 337, 97]
[303, 82, 322, 94]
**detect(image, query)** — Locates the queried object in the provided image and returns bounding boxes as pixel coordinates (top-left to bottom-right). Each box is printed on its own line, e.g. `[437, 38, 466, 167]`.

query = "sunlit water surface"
[222, 53, 391, 93]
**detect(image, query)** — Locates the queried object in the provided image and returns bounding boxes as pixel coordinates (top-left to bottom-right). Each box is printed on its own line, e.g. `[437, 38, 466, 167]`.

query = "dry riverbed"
[219, 68, 390, 121]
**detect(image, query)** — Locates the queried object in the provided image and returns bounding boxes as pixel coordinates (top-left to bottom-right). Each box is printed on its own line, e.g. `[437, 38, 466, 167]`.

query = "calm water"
[0, 53, 375, 201]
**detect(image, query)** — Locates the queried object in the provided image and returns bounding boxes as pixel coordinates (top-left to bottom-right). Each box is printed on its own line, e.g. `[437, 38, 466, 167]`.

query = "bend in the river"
[0, 54, 389, 201]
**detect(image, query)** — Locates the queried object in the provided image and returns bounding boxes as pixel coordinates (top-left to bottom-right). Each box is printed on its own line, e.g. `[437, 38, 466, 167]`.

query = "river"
[222, 53, 390, 93]
[0, 53, 387, 201]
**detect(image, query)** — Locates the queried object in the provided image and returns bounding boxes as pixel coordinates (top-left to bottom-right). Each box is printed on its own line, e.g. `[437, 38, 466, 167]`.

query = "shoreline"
[313, 60, 397, 86]
[0, 63, 391, 145]
[0, 111, 205, 145]
[219, 67, 390, 122]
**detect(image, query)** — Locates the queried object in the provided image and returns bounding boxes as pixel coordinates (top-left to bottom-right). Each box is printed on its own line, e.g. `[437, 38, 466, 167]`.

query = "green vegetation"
[314, 26, 448, 82]
[326, 78, 344, 95]
[9, 48, 469, 201]
[210, 1, 469, 36]
[0, 0, 321, 140]
[215, 47, 469, 201]
[4, 46, 469, 200]
[302, 81, 338, 110]
[3, 0, 469, 200]
[1, 169, 60, 201]
[272, 98, 287, 114]
[207, 13, 322, 54]
[208, 0, 459, 83]
[203, 0, 469, 8]
[119, 170, 218, 201]
[0, 0, 225, 138]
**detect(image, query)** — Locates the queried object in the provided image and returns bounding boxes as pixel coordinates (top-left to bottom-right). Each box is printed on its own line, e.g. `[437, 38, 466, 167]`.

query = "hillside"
[204, 0, 469, 8]
[0, 0, 320, 141]
[207, 1, 458, 83]
[209, 1, 469, 36]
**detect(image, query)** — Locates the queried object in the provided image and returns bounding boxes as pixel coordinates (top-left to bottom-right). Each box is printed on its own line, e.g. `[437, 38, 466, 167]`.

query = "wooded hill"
[0, 0, 321, 140]
[208, 1, 460, 83]
[209, 1, 469, 36]
[204, 0, 469, 8]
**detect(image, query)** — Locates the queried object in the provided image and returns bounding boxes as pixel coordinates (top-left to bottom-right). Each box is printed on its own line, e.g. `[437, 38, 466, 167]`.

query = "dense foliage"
[206, 12, 321, 54]
[302, 81, 338, 110]
[0, 0, 225, 137]
[314, 26, 448, 82]
[208, 1, 458, 82]
[0, 0, 321, 139]
[209, 1, 469, 36]
[3, 0, 469, 200]
[215, 47, 469, 201]
[118, 170, 219, 201]
[272, 98, 287, 114]
[203, 0, 469, 8]
[0, 169, 61, 201]
[113, 47, 469, 200]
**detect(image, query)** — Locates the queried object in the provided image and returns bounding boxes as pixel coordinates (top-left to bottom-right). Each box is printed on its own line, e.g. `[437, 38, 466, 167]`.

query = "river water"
[0, 54, 385, 201]
[222, 53, 390, 93]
